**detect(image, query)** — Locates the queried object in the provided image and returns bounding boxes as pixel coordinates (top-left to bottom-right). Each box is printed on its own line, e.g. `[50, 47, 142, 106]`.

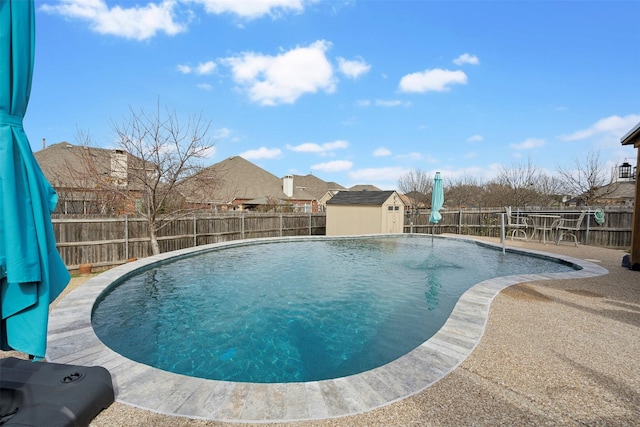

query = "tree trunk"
[149, 223, 160, 255]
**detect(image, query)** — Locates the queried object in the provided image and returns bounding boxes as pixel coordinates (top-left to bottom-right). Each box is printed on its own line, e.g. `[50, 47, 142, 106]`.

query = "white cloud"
[177, 61, 217, 75]
[311, 160, 353, 172]
[357, 99, 409, 107]
[373, 147, 391, 157]
[40, 0, 317, 41]
[374, 99, 409, 107]
[196, 83, 213, 91]
[510, 138, 546, 150]
[240, 147, 282, 159]
[223, 40, 336, 105]
[560, 114, 640, 141]
[190, 0, 310, 19]
[337, 56, 371, 79]
[40, 0, 188, 41]
[201, 146, 217, 158]
[196, 61, 217, 74]
[213, 127, 232, 139]
[453, 53, 480, 65]
[399, 68, 467, 93]
[439, 164, 502, 182]
[287, 140, 348, 154]
[467, 134, 484, 142]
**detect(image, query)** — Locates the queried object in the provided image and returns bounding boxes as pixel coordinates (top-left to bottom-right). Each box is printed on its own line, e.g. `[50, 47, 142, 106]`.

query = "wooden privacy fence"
[53, 213, 327, 271]
[54, 207, 633, 272]
[404, 207, 633, 249]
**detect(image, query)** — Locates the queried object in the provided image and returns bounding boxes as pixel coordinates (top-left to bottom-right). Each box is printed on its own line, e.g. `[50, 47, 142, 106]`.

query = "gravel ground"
[3, 237, 639, 426]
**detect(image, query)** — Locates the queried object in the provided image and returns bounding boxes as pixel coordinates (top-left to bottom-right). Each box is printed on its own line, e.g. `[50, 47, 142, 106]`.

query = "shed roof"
[326, 190, 401, 206]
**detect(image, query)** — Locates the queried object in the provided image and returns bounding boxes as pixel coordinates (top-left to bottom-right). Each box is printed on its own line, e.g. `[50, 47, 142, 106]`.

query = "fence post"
[193, 215, 197, 247]
[585, 208, 591, 245]
[279, 213, 283, 237]
[458, 208, 462, 234]
[500, 213, 506, 254]
[124, 215, 129, 261]
[309, 212, 312, 235]
[241, 213, 245, 240]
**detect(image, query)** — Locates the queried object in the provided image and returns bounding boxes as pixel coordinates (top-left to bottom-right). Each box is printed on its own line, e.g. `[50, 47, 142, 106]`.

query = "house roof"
[291, 174, 345, 199]
[595, 181, 636, 200]
[326, 190, 402, 206]
[34, 142, 147, 191]
[621, 122, 640, 147]
[184, 156, 315, 203]
[35, 142, 104, 188]
[348, 184, 382, 192]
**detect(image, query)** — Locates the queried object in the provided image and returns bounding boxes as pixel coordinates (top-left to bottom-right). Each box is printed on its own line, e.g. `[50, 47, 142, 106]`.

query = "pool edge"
[46, 234, 608, 423]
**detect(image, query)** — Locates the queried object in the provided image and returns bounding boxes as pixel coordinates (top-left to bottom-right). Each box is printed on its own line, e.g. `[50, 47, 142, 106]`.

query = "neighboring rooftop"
[348, 184, 382, 192]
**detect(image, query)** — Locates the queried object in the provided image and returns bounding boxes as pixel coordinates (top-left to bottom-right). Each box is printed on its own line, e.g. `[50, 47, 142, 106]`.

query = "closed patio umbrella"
[1, 0, 70, 359]
[429, 172, 444, 244]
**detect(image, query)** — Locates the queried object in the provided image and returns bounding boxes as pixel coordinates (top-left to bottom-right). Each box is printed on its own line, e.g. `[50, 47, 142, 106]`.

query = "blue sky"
[25, 0, 640, 190]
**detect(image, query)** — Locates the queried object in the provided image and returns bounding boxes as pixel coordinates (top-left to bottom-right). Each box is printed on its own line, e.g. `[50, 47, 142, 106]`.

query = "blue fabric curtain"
[0, 0, 70, 359]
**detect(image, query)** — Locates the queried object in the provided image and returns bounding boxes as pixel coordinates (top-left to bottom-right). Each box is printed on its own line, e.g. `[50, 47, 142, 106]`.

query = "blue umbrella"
[429, 172, 444, 244]
[1, 0, 70, 359]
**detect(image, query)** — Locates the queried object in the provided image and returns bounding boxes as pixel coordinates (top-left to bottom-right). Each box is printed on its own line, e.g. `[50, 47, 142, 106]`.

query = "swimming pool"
[92, 236, 577, 383]
[46, 235, 608, 422]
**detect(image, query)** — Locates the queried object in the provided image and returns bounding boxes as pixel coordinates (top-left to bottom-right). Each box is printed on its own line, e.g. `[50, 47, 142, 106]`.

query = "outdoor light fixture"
[619, 161, 632, 179]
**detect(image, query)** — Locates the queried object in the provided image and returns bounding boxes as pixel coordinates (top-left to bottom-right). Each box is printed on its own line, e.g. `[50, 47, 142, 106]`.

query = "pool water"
[92, 236, 577, 383]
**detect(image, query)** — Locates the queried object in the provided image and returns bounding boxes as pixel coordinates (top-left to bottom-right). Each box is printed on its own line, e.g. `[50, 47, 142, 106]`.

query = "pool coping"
[46, 234, 608, 423]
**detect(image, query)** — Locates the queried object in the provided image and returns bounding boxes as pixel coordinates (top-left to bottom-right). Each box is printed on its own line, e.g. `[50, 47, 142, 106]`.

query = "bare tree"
[557, 150, 616, 206]
[114, 104, 216, 254]
[445, 174, 484, 208]
[496, 158, 541, 208]
[397, 169, 433, 210]
[480, 181, 511, 208]
[531, 173, 564, 207]
[76, 104, 217, 254]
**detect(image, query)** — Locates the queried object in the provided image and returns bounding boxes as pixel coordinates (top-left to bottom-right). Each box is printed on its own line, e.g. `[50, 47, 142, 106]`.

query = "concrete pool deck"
[3, 235, 640, 425]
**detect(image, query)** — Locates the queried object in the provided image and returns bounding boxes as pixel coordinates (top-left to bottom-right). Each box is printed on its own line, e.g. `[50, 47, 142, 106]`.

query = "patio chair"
[556, 211, 587, 246]
[505, 207, 528, 239]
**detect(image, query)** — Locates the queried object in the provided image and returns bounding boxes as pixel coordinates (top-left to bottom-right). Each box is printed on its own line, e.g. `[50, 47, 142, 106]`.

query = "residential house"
[179, 156, 320, 212]
[325, 190, 406, 236]
[317, 189, 342, 212]
[621, 121, 640, 270]
[591, 182, 636, 207]
[34, 142, 148, 214]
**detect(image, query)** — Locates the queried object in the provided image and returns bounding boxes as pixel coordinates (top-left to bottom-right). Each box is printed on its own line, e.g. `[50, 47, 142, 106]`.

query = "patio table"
[527, 214, 561, 244]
